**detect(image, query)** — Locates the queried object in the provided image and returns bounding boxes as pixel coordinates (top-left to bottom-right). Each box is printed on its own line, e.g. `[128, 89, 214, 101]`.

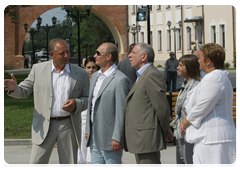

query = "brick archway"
[4, 5, 128, 69]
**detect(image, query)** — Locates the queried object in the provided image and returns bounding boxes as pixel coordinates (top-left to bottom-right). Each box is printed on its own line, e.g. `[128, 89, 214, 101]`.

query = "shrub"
[225, 63, 230, 69]
[157, 64, 162, 67]
[233, 49, 238, 69]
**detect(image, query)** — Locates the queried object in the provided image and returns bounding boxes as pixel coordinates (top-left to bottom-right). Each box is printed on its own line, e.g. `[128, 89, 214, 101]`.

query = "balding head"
[193, 50, 201, 58]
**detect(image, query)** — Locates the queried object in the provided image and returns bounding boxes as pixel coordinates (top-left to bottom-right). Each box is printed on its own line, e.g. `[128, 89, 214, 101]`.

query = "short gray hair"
[137, 43, 155, 63]
[48, 38, 68, 54]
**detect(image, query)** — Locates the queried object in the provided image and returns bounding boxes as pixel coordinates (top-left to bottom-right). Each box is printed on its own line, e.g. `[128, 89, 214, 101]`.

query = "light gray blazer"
[8, 61, 89, 146]
[85, 69, 131, 151]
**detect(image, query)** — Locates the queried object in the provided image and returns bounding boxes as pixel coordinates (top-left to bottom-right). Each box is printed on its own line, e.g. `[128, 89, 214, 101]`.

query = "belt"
[50, 115, 70, 120]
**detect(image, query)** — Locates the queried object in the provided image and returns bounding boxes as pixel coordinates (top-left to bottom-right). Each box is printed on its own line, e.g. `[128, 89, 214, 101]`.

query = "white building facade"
[127, 5, 236, 67]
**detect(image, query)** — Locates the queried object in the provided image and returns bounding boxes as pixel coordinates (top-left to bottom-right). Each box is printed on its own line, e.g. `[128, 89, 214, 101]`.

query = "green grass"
[4, 74, 34, 139]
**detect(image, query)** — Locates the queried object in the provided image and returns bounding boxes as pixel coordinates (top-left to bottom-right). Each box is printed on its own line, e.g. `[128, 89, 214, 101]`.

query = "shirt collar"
[51, 60, 70, 73]
[136, 63, 152, 78]
[98, 64, 117, 78]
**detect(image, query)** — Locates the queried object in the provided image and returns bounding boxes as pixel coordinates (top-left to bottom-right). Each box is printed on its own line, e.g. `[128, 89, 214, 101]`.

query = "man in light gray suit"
[4, 38, 89, 164]
[124, 43, 170, 164]
[85, 43, 130, 164]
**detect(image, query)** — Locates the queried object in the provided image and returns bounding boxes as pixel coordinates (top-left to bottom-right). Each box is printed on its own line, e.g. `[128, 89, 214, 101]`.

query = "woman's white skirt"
[193, 141, 236, 164]
[78, 110, 91, 164]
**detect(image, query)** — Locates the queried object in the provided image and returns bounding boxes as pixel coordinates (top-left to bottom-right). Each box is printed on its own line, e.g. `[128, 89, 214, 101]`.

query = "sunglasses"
[96, 51, 106, 56]
[96, 51, 114, 57]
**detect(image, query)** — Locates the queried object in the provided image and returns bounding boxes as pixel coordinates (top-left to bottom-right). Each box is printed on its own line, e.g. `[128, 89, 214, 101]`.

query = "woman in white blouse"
[180, 43, 236, 164]
[78, 56, 99, 164]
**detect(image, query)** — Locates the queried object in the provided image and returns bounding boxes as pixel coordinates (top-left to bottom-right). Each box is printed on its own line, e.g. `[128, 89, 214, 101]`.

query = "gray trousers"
[135, 151, 161, 164]
[176, 138, 194, 164]
[29, 117, 78, 164]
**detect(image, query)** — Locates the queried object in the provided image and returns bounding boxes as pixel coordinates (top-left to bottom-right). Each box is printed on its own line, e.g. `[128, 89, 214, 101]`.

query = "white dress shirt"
[184, 69, 236, 144]
[91, 64, 117, 122]
[136, 63, 152, 82]
[51, 61, 70, 117]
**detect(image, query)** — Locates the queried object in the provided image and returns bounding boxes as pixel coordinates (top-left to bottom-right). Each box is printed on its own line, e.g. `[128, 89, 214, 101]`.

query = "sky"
[31, 7, 68, 28]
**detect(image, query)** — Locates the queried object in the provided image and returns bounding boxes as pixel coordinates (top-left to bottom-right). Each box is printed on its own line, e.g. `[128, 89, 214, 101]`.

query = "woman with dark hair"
[180, 43, 236, 164]
[78, 56, 99, 164]
[170, 54, 201, 164]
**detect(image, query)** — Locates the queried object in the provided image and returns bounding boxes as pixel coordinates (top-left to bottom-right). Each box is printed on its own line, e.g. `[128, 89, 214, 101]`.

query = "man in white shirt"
[85, 43, 131, 164]
[4, 38, 89, 164]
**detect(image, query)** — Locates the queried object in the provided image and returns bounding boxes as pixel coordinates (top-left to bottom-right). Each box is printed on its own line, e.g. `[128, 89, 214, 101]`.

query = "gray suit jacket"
[124, 65, 170, 154]
[85, 69, 130, 151]
[8, 61, 89, 146]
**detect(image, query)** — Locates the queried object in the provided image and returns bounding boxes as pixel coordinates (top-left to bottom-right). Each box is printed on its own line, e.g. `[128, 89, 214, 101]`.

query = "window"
[149, 5, 153, 11]
[157, 5, 162, 10]
[167, 30, 171, 51]
[219, 25, 225, 49]
[176, 29, 181, 50]
[131, 5, 136, 14]
[150, 31, 153, 46]
[166, 5, 171, 9]
[186, 27, 191, 50]
[158, 30, 162, 51]
[211, 26, 216, 43]
[140, 32, 144, 43]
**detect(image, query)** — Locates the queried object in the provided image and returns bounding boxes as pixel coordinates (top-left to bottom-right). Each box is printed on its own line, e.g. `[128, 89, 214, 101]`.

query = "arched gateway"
[4, 5, 128, 69]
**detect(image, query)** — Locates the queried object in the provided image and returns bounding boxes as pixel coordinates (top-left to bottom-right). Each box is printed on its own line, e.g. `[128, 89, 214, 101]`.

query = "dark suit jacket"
[124, 65, 170, 154]
[118, 57, 137, 87]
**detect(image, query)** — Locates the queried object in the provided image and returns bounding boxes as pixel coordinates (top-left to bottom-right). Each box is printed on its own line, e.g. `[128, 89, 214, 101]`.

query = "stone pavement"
[4, 139, 176, 164]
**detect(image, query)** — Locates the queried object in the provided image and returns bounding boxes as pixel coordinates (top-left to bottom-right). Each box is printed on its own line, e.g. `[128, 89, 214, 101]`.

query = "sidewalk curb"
[4, 139, 32, 146]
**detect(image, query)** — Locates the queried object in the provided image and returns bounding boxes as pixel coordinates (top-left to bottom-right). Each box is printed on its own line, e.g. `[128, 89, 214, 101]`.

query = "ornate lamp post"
[36, 16, 57, 61]
[167, 20, 182, 55]
[127, 24, 141, 44]
[64, 5, 92, 67]
[24, 23, 39, 65]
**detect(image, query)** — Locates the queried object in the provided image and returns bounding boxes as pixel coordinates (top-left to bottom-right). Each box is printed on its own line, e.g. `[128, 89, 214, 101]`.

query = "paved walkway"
[4, 139, 176, 164]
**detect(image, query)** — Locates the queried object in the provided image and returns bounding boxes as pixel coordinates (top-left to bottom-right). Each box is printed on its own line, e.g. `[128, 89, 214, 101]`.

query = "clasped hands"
[179, 116, 191, 135]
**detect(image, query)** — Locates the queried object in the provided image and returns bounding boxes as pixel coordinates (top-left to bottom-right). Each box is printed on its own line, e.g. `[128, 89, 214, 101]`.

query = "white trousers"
[193, 141, 236, 164]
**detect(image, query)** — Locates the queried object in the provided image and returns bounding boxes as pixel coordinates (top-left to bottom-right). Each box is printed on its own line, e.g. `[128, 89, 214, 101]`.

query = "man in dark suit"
[124, 43, 170, 164]
[118, 43, 137, 87]
[4, 38, 89, 164]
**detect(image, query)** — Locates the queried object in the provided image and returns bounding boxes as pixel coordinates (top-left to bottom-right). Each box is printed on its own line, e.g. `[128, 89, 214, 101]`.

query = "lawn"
[4, 74, 33, 139]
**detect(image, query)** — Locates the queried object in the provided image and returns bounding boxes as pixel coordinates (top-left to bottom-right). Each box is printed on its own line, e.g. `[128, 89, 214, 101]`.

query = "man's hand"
[62, 99, 76, 112]
[85, 134, 88, 141]
[112, 140, 122, 152]
[4, 73, 17, 92]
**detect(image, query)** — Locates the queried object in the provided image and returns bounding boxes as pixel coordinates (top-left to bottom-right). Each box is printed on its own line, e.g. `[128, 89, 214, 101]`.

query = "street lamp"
[136, 6, 151, 45]
[167, 20, 182, 55]
[65, 5, 92, 67]
[127, 24, 141, 44]
[24, 23, 39, 66]
[36, 16, 57, 61]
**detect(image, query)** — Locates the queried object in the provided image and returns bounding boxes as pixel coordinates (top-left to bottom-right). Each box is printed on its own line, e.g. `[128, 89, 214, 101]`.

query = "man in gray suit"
[124, 43, 170, 164]
[85, 43, 130, 164]
[4, 38, 89, 164]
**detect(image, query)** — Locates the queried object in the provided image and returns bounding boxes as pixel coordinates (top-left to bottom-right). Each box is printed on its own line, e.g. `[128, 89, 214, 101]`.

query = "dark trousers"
[167, 71, 177, 92]
[135, 151, 161, 164]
